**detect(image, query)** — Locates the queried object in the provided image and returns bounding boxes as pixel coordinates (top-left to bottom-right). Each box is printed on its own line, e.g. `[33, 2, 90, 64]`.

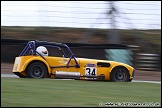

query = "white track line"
[132, 80, 161, 84]
[1, 74, 161, 84]
[1, 74, 19, 78]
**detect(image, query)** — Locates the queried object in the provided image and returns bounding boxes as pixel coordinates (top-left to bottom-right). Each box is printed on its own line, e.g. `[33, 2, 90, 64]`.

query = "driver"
[36, 46, 49, 56]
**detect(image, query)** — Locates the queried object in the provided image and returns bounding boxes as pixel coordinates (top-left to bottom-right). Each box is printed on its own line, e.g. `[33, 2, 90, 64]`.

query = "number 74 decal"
[85, 67, 97, 76]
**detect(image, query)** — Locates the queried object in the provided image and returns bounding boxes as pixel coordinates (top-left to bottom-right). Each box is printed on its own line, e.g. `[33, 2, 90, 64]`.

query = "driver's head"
[36, 46, 48, 56]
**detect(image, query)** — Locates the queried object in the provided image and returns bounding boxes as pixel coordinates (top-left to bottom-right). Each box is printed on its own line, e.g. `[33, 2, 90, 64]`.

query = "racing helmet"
[36, 46, 48, 56]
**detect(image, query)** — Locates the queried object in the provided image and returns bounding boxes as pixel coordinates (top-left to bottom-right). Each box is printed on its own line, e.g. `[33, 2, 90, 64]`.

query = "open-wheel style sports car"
[12, 40, 135, 82]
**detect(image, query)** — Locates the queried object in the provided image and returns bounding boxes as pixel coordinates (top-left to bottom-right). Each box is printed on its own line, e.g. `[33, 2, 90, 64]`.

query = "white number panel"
[85, 67, 97, 79]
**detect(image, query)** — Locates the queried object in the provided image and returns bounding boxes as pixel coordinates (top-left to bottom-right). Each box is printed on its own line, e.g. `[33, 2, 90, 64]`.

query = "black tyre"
[26, 62, 47, 78]
[110, 67, 130, 82]
[129, 79, 133, 82]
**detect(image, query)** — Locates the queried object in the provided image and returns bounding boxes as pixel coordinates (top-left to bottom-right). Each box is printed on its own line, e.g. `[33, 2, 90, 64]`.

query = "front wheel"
[110, 67, 130, 82]
[26, 62, 47, 78]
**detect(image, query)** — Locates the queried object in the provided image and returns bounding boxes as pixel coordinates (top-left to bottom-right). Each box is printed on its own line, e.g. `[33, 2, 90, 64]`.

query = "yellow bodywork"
[12, 55, 134, 80]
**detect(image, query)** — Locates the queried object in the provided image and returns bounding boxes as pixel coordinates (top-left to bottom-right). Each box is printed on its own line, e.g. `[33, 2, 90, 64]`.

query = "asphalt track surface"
[1, 74, 161, 84]
[1, 63, 161, 84]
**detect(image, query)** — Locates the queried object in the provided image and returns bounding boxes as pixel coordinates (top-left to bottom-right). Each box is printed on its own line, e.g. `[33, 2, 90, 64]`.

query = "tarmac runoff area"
[1, 74, 161, 84]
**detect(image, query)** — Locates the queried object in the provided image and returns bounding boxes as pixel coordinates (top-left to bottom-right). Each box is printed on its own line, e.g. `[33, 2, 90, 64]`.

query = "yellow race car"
[12, 40, 135, 82]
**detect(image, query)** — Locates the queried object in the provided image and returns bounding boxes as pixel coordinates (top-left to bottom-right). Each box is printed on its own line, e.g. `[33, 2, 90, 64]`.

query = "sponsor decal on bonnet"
[85, 63, 96, 67]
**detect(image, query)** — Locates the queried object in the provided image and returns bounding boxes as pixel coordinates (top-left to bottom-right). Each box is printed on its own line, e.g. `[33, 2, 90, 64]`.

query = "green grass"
[1, 78, 161, 107]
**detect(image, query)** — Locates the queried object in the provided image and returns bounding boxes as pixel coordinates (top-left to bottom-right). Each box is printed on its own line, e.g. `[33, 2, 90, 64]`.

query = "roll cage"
[19, 40, 80, 68]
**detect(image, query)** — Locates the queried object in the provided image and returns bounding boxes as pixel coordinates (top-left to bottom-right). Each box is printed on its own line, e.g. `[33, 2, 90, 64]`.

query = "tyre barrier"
[136, 53, 161, 71]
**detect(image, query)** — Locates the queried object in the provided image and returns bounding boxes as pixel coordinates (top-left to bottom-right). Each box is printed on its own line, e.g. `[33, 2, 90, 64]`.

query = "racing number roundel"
[85, 67, 97, 76]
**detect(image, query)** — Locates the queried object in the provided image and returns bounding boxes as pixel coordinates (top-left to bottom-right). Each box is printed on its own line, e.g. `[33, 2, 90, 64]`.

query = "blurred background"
[1, 1, 161, 81]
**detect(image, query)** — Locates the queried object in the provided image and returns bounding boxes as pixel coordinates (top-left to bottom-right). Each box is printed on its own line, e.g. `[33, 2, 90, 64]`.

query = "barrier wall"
[1, 38, 130, 63]
[1, 38, 161, 71]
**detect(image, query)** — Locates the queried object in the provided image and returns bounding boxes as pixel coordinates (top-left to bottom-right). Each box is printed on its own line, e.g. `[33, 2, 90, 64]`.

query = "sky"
[1, 1, 161, 29]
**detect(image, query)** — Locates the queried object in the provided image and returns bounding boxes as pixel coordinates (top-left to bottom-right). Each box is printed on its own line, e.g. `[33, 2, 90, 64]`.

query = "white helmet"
[36, 46, 48, 56]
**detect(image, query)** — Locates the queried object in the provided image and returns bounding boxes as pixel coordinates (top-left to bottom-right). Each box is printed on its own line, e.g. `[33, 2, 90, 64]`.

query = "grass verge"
[1, 78, 161, 107]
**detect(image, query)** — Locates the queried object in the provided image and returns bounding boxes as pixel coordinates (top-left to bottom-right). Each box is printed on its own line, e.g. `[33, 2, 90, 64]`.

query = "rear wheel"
[110, 67, 130, 82]
[26, 62, 47, 78]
